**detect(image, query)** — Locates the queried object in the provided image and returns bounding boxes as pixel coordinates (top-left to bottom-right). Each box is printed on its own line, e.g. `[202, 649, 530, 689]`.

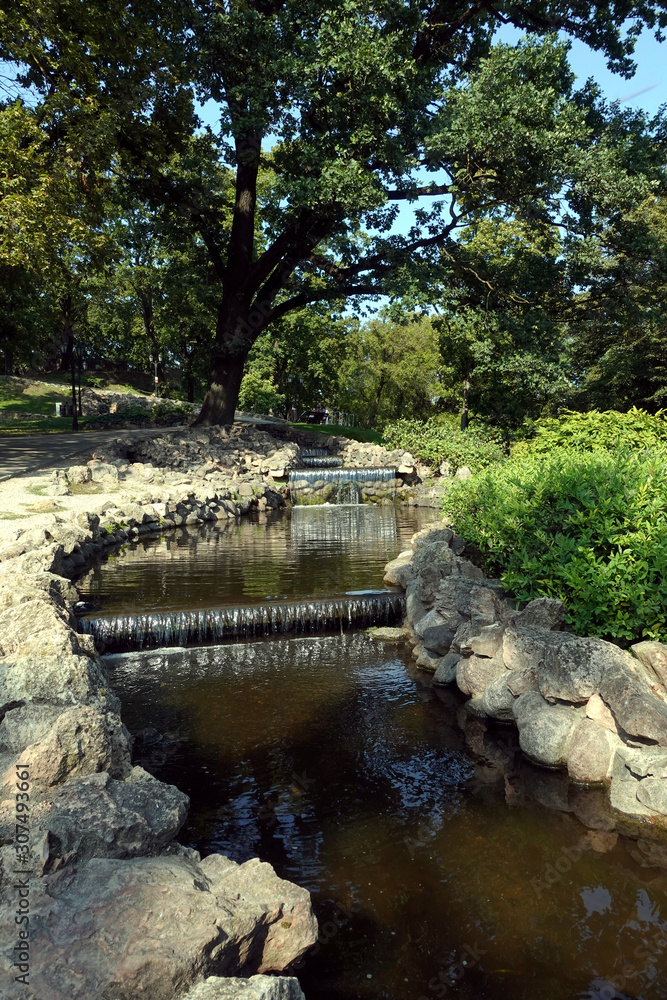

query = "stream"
[76, 507, 667, 1000]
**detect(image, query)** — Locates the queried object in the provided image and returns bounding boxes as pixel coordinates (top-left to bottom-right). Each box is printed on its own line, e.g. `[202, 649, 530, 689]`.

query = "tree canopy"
[3, 2, 667, 422]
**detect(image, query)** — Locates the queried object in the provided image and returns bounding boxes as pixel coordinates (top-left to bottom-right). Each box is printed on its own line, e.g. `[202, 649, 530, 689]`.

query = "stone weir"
[289, 466, 398, 504]
[81, 592, 406, 653]
[385, 522, 667, 832]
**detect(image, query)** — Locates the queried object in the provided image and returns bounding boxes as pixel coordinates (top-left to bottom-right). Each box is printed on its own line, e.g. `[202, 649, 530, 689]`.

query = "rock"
[615, 745, 667, 779]
[470, 623, 505, 658]
[413, 609, 456, 655]
[503, 626, 634, 704]
[585, 693, 619, 734]
[383, 550, 415, 588]
[506, 667, 537, 696]
[0, 652, 119, 713]
[608, 753, 655, 819]
[413, 643, 442, 672]
[30, 767, 189, 869]
[66, 465, 91, 484]
[0, 852, 317, 999]
[458, 650, 506, 698]
[182, 976, 306, 999]
[513, 690, 582, 767]
[456, 656, 470, 696]
[566, 718, 618, 783]
[481, 672, 517, 721]
[44, 483, 71, 496]
[238, 483, 255, 497]
[631, 640, 667, 689]
[506, 597, 566, 631]
[368, 627, 405, 641]
[0, 703, 64, 753]
[2, 706, 132, 789]
[433, 651, 461, 685]
[31, 498, 59, 512]
[599, 667, 667, 744]
[411, 542, 456, 603]
[455, 465, 472, 480]
[268, 469, 285, 479]
[405, 580, 429, 629]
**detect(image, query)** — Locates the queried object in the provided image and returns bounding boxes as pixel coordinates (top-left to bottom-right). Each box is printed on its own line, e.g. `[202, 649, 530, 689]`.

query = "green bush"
[84, 375, 108, 389]
[238, 371, 285, 415]
[445, 447, 667, 644]
[150, 400, 193, 425]
[519, 407, 667, 455]
[382, 417, 505, 473]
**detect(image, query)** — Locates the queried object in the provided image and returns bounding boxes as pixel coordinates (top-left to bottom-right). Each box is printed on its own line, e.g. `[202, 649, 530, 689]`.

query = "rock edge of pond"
[387, 522, 667, 832]
[0, 479, 317, 1000]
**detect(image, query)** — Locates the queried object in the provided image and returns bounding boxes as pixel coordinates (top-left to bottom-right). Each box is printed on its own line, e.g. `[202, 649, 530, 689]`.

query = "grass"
[288, 422, 382, 444]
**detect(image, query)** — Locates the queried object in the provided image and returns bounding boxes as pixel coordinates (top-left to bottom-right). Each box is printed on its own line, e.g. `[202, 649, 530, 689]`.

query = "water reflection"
[76, 506, 435, 614]
[107, 634, 667, 1000]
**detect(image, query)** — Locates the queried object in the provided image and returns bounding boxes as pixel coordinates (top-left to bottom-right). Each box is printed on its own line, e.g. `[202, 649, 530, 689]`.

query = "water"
[76, 507, 435, 616]
[81, 508, 667, 1000]
[289, 467, 398, 504]
[81, 593, 406, 652]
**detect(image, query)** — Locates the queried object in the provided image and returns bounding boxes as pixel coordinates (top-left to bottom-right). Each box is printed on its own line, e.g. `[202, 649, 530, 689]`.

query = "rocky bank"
[0, 425, 343, 999]
[386, 522, 667, 829]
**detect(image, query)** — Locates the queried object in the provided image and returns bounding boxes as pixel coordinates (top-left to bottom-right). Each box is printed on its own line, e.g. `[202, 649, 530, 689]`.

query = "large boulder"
[0, 768, 189, 871]
[505, 597, 566, 631]
[1, 706, 132, 790]
[481, 672, 517, 722]
[411, 541, 457, 604]
[383, 550, 414, 588]
[0, 852, 317, 999]
[631, 640, 667, 689]
[0, 652, 119, 714]
[599, 667, 667, 744]
[513, 690, 582, 767]
[457, 651, 506, 699]
[182, 976, 306, 999]
[503, 626, 635, 705]
[413, 609, 457, 655]
[566, 718, 619, 783]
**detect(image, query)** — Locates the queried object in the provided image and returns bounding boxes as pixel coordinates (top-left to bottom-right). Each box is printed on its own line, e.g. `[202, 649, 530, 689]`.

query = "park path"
[0, 416, 288, 482]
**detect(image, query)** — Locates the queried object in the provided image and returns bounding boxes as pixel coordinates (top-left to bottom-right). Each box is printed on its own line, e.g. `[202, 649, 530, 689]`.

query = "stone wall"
[0, 479, 317, 999]
[386, 522, 667, 829]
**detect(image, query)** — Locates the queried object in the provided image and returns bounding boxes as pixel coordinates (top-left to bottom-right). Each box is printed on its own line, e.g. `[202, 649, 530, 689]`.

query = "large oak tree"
[4, 1, 667, 423]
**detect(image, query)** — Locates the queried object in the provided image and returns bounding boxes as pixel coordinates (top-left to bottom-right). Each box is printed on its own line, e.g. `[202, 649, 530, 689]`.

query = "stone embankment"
[0, 434, 320, 998]
[386, 522, 667, 828]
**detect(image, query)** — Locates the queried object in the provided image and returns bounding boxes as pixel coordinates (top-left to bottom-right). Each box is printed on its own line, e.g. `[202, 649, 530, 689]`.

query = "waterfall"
[289, 467, 398, 505]
[79, 591, 406, 653]
[300, 456, 343, 468]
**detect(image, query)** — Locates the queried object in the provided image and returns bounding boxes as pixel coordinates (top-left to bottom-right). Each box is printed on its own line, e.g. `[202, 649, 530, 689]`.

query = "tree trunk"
[4, 348, 13, 376]
[367, 375, 386, 429]
[187, 376, 194, 403]
[195, 348, 249, 425]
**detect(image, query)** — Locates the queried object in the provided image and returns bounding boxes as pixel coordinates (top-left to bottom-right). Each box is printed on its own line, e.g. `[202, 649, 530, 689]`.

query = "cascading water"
[300, 456, 344, 468]
[289, 466, 397, 505]
[79, 591, 406, 652]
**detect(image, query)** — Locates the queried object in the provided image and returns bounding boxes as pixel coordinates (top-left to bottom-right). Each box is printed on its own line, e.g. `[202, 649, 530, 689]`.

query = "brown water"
[83, 508, 667, 1000]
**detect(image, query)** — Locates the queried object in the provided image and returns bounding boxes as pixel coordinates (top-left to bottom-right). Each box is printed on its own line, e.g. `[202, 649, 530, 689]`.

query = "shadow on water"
[86, 508, 667, 1000]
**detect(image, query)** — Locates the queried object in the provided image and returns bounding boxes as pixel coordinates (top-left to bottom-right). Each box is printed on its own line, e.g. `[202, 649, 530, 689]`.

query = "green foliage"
[520, 407, 667, 454]
[382, 418, 505, 472]
[238, 370, 285, 415]
[150, 400, 193, 425]
[445, 442, 667, 644]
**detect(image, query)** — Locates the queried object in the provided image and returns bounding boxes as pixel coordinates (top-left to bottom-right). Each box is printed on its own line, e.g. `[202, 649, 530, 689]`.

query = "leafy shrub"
[382, 417, 505, 473]
[84, 376, 108, 389]
[445, 447, 667, 643]
[151, 400, 193, 425]
[238, 371, 285, 415]
[519, 407, 667, 455]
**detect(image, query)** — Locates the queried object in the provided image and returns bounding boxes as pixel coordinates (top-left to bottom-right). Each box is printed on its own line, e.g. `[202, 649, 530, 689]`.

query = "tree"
[338, 315, 444, 429]
[5, 4, 667, 423]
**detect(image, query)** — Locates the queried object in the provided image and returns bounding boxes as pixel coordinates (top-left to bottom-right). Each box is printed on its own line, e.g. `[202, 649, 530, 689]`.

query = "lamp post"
[149, 352, 162, 396]
[74, 343, 85, 417]
[59, 338, 79, 432]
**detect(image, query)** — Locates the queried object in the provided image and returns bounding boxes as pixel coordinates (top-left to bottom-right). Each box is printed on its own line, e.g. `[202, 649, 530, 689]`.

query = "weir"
[289, 466, 397, 504]
[79, 591, 406, 652]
